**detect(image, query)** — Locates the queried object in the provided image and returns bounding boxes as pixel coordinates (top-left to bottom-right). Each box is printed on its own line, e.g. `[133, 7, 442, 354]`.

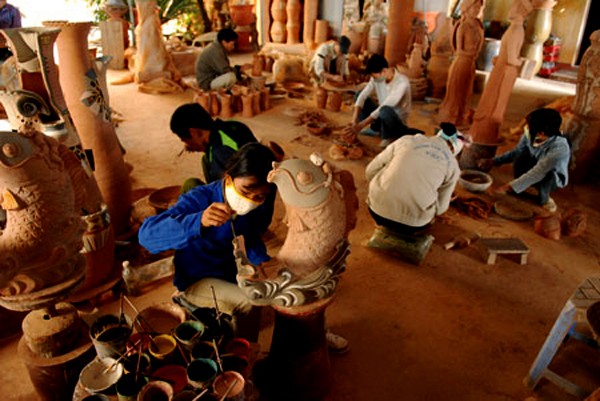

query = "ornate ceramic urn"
[235, 154, 357, 401]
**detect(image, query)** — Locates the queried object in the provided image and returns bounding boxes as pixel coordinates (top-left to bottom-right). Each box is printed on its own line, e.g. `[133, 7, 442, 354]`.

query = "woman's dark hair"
[226, 143, 276, 185]
[217, 28, 239, 43]
[526, 108, 562, 137]
[170, 103, 213, 139]
[365, 54, 389, 74]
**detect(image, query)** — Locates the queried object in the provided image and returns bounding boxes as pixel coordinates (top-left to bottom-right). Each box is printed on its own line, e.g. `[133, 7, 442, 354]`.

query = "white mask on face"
[373, 76, 385, 83]
[224, 177, 263, 216]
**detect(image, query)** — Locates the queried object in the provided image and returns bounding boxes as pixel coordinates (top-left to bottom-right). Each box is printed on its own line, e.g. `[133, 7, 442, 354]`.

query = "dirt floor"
[2, 56, 600, 401]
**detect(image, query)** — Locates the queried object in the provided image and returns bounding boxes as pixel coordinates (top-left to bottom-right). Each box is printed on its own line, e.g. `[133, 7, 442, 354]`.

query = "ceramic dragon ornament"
[234, 153, 358, 307]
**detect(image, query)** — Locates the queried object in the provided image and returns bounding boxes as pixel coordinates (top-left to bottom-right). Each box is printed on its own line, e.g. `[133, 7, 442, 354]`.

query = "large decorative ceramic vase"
[462, 0, 534, 169]
[286, 0, 301, 44]
[303, 0, 318, 49]
[384, 0, 413, 66]
[563, 30, 600, 183]
[520, 0, 556, 77]
[0, 26, 116, 296]
[44, 21, 132, 238]
[314, 19, 329, 45]
[235, 156, 358, 401]
[229, 4, 255, 26]
[270, 0, 287, 43]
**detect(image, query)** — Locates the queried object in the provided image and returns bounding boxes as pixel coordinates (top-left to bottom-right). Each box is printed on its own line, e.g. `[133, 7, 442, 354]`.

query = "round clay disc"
[494, 200, 534, 221]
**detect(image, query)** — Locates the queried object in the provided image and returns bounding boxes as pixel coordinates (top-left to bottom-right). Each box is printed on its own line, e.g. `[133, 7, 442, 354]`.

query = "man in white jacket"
[344, 54, 419, 148]
[366, 123, 463, 234]
[308, 36, 351, 85]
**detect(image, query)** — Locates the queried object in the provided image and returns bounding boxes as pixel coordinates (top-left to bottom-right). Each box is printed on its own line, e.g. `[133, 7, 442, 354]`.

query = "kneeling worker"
[195, 28, 241, 91]
[309, 35, 351, 85]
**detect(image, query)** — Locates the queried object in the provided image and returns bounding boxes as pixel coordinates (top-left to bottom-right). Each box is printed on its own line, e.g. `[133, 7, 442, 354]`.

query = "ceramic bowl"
[459, 170, 493, 193]
[306, 122, 327, 136]
[148, 186, 181, 212]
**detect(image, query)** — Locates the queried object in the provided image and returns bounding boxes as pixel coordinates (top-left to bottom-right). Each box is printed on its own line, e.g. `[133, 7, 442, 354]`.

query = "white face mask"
[373, 76, 385, 83]
[224, 177, 263, 216]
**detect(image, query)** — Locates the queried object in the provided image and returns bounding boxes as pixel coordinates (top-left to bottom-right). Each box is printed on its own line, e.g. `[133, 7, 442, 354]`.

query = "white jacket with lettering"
[366, 134, 460, 227]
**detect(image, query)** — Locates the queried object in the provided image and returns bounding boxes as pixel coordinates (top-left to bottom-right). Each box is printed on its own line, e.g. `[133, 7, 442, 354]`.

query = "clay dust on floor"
[2, 65, 600, 401]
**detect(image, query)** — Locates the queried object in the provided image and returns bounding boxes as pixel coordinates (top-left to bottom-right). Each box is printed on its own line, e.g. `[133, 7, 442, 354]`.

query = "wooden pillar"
[384, 0, 415, 66]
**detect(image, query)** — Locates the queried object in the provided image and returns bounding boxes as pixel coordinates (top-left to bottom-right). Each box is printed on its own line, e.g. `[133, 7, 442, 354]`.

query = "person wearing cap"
[344, 54, 418, 148]
[195, 28, 241, 91]
[365, 122, 464, 234]
[308, 35, 351, 85]
[477, 108, 570, 213]
[0, 0, 21, 62]
[170, 103, 258, 190]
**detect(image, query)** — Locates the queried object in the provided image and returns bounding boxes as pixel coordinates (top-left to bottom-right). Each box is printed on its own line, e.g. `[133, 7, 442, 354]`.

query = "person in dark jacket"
[195, 28, 240, 91]
[170, 102, 257, 190]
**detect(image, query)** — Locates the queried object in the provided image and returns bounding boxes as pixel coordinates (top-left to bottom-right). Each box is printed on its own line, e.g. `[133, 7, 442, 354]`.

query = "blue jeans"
[355, 93, 414, 140]
[513, 151, 559, 204]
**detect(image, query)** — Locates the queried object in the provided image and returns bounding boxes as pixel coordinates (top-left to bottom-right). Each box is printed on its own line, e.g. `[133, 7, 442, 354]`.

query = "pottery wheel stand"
[253, 298, 333, 401]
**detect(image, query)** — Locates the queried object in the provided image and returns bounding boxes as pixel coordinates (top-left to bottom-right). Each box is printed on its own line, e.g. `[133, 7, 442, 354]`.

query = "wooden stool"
[365, 226, 434, 265]
[524, 277, 600, 398]
[478, 237, 529, 265]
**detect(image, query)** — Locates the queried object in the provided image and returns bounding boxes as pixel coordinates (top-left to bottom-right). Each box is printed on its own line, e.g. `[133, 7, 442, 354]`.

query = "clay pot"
[252, 91, 261, 115]
[271, 21, 286, 43]
[286, 0, 302, 44]
[252, 54, 264, 77]
[220, 93, 233, 118]
[562, 208, 587, 237]
[315, 19, 329, 45]
[534, 215, 561, 240]
[316, 87, 328, 109]
[260, 88, 270, 111]
[242, 94, 254, 118]
[327, 91, 343, 112]
[195, 90, 210, 112]
[229, 4, 255, 26]
[264, 56, 275, 72]
[210, 91, 220, 116]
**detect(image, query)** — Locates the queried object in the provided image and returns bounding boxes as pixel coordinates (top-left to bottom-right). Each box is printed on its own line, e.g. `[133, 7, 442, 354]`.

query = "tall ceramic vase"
[303, 0, 318, 49]
[271, 0, 287, 43]
[45, 21, 132, 239]
[286, 0, 301, 44]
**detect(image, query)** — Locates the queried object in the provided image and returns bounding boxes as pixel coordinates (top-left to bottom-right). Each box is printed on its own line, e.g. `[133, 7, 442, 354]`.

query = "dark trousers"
[356, 93, 417, 140]
[513, 151, 558, 204]
[369, 207, 429, 235]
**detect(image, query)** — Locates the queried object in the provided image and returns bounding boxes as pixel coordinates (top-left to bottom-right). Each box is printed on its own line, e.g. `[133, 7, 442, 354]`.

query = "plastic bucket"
[89, 314, 132, 359]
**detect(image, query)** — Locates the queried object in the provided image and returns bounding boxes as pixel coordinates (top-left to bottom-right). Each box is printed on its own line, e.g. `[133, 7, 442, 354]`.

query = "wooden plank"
[100, 20, 125, 70]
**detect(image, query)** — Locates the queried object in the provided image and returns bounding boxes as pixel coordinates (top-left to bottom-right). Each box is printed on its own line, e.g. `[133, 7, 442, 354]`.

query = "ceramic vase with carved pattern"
[271, 0, 287, 43]
[286, 0, 301, 44]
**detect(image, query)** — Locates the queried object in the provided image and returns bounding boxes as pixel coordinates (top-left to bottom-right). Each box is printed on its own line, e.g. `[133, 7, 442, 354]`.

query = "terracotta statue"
[133, 0, 181, 84]
[363, 0, 388, 55]
[0, 128, 85, 311]
[234, 154, 357, 307]
[407, 18, 430, 60]
[103, 0, 130, 49]
[437, 0, 484, 127]
[563, 30, 600, 182]
[468, 0, 534, 145]
[520, 0, 557, 77]
[427, 16, 454, 99]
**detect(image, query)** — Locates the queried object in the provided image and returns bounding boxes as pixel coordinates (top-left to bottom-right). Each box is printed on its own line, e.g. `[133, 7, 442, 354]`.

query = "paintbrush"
[102, 338, 142, 374]
[212, 339, 224, 373]
[218, 378, 239, 401]
[210, 285, 222, 327]
[191, 388, 210, 401]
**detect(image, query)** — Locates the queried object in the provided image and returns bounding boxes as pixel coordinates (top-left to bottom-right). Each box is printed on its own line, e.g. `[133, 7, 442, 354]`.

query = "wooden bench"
[478, 237, 529, 265]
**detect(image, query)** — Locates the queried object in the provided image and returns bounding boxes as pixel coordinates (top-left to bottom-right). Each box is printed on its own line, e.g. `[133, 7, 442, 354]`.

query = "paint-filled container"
[152, 364, 188, 393]
[148, 334, 177, 365]
[212, 371, 245, 400]
[89, 314, 132, 359]
[173, 320, 205, 351]
[115, 373, 148, 401]
[187, 357, 218, 389]
[122, 351, 151, 375]
[191, 340, 216, 360]
[221, 354, 249, 378]
[224, 338, 251, 358]
[136, 303, 186, 334]
[79, 357, 123, 394]
[82, 395, 111, 401]
[137, 380, 174, 401]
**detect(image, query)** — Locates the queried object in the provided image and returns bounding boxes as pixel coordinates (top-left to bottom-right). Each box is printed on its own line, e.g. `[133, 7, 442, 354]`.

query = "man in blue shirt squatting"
[478, 108, 570, 213]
